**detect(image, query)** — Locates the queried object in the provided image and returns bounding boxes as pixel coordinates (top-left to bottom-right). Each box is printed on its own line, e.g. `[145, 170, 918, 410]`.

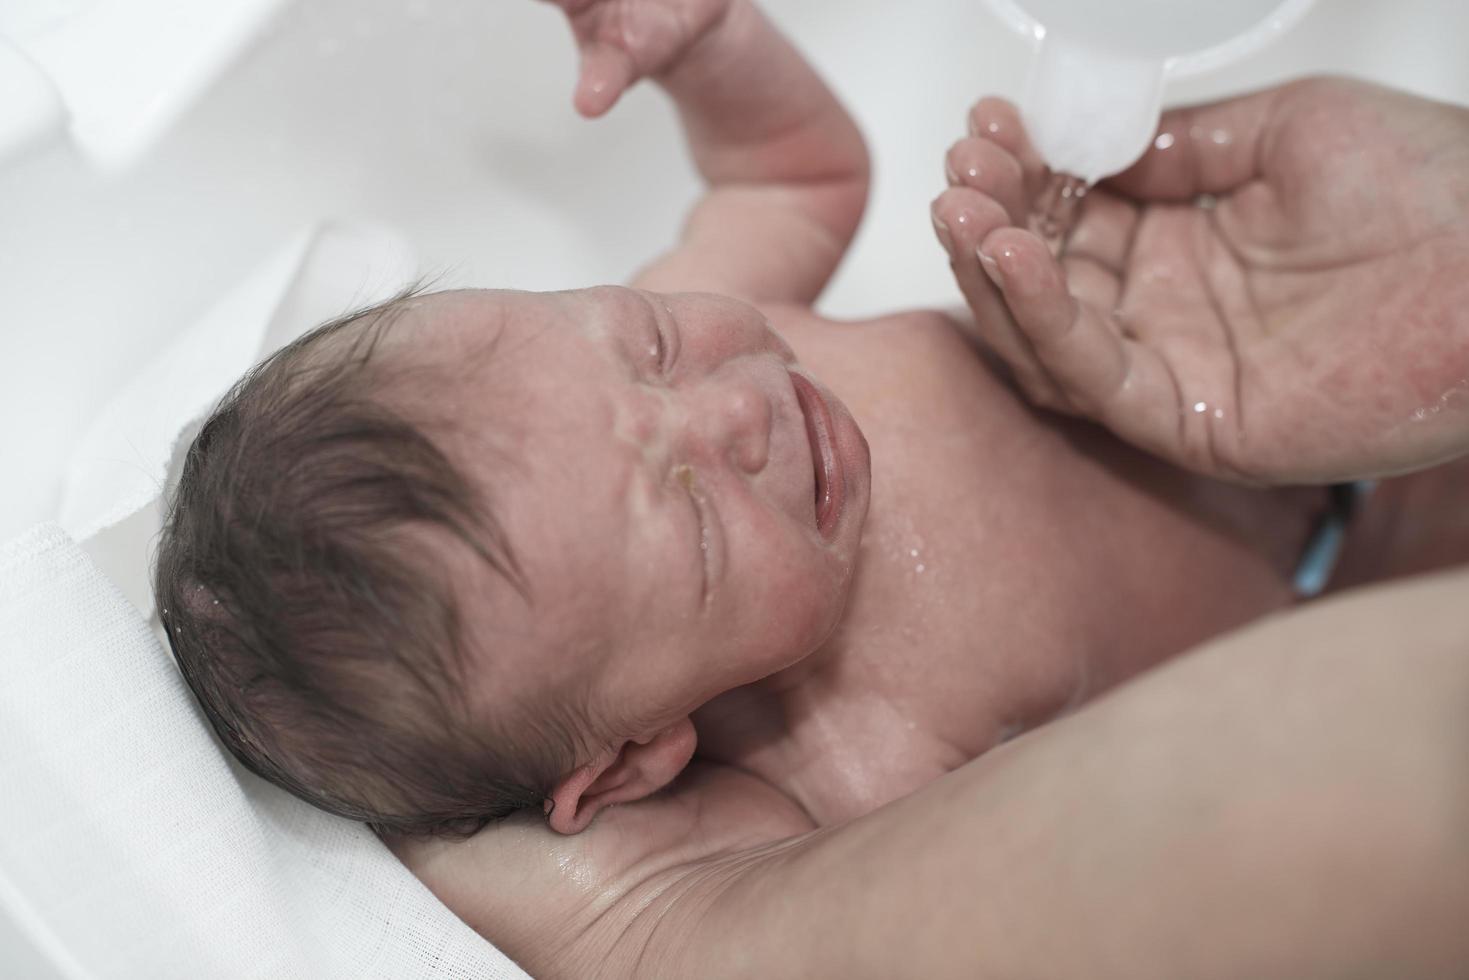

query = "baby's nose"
[679, 367, 772, 475]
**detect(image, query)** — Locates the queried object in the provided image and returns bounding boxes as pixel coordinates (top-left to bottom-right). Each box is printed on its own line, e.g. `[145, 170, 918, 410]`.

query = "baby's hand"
[541, 0, 734, 117]
[933, 84, 1469, 485]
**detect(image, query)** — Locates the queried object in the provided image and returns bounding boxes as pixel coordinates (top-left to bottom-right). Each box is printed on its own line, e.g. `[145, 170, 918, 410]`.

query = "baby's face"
[395, 287, 871, 746]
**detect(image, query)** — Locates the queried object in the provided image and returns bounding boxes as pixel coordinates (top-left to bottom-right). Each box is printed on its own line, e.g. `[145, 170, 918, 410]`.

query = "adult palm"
[934, 78, 1469, 484]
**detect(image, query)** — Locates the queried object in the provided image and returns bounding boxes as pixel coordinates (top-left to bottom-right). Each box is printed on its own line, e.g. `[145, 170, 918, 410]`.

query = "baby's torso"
[396, 307, 1463, 978]
[694, 304, 1318, 823]
[396, 305, 1328, 975]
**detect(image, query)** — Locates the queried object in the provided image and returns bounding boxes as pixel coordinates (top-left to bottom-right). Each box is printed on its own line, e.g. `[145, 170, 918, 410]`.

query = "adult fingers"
[931, 187, 1068, 408]
[976, 226, 1127, 414]
[1105, 86, 1284, 202]
[1064, 189, 1139, 277]
[967, 97, 1049, 203]
[945, 137, 1027, 225]
[977, 225, 1218, 468]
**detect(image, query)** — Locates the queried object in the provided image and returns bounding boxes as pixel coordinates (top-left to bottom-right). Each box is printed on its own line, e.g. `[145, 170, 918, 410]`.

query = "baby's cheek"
[756, 562, 846, 659]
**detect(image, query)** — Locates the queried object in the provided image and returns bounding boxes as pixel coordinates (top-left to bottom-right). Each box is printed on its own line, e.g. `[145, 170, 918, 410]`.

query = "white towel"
[0, 523, 530, 979]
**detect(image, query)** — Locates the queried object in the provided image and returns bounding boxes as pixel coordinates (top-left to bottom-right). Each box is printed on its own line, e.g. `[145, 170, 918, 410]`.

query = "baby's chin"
[745, 593, 857, 697]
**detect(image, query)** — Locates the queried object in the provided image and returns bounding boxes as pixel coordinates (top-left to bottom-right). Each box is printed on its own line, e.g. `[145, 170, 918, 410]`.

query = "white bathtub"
[1, 1, 1466, 976]
[3, 0, 1468, 549]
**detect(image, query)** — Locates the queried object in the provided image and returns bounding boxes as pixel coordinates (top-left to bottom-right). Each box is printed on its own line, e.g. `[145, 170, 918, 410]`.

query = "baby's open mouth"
[790, 372, 843, 538]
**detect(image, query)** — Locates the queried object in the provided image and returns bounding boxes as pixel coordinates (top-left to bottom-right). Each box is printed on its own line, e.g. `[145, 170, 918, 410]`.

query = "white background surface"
[1, 524, 530, 979]
[1, 4, 1466, 976]
[2, 0, 1468, 544]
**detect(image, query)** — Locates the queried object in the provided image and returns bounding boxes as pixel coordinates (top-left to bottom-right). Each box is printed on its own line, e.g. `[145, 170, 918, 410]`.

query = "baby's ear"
[545, 717, 697, 835]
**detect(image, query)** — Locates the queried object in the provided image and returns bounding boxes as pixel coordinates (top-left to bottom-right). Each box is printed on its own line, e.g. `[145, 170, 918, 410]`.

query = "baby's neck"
[693, 643, 976, 825]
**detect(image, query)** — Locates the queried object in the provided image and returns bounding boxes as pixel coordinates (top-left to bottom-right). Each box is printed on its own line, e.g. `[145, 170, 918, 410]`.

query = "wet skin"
[383, 286, 1357, 978]
[385, 286, 1322, 827]
[380, 9, 1469, 968]
[697, 300, 1321, 821]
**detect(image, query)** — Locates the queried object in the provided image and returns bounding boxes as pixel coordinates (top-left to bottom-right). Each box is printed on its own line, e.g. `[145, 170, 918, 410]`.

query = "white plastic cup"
[982, 0, 1317, 182]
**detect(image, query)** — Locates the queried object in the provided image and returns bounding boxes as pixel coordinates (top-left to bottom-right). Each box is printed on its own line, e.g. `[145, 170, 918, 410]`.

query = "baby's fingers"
[977, 227, 1203, 464]
[573, 42, 636, 117]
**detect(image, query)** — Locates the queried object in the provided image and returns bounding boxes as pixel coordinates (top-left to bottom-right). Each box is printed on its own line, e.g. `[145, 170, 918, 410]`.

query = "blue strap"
[1294, 481, 1376, 597]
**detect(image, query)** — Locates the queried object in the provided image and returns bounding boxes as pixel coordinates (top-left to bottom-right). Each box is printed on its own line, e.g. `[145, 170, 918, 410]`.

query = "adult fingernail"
[970, 114, 1002, 139]
[931, 212, 954, 252]
[978, 248, 1004, 289]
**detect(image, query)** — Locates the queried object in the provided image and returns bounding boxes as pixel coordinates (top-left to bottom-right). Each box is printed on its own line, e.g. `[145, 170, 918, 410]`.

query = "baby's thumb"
[573, 43, 635, 118]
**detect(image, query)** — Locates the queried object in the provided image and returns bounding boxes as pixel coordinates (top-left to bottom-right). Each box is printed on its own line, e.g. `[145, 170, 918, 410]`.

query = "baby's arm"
[548, 0, 869, 304]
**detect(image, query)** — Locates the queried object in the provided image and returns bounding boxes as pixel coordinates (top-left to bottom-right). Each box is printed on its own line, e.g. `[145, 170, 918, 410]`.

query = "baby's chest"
[815, 544, 1085, 773]
[811, 330, 1095, 758]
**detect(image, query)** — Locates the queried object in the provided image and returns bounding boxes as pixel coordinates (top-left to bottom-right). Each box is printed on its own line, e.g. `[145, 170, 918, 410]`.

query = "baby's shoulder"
[764, 301, 974, 364]
[764, 300, 961, 332]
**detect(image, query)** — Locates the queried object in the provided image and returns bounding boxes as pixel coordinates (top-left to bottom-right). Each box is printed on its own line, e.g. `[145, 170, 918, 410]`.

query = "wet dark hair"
[153, 290, 575, 837]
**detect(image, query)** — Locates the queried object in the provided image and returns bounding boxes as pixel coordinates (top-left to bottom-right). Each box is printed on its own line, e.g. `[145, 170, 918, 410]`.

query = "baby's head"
[155, 286, 870, 836]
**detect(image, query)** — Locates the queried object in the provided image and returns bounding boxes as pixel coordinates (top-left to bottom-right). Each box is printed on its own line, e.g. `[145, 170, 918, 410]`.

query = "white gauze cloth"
[0, 523, 530, 979]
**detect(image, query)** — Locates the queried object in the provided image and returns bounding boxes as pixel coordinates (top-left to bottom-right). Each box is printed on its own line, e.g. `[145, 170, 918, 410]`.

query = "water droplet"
[915, 563, 926, 574]
[1212, 408, 1224, 420]
[909, 548, 919, 558]
[1193, 401, 1207, 413]
[1029, 172, 1090, 257]
[1210, 128, 1232, 145]
[1154, 132, 1176, 150]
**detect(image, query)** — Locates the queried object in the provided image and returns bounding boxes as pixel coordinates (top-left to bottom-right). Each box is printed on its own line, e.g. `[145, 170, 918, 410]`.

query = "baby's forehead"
[380, 286, 638, 536]
[374, 289, 668, 692]
[382, 287, 664, 447]
[391, 288, 523, 355]
[397, 286, 648, 350]
[382, 289, 597, 410]
[369, 290, 553, 414]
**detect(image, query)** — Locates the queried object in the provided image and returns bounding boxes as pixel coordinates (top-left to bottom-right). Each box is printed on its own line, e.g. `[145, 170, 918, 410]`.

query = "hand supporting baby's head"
[154, 286, 867, 835]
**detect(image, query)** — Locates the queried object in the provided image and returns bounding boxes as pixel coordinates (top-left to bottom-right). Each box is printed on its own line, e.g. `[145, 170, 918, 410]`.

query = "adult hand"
[540, 0, 734, 117]
[931, 78, 1469, 484]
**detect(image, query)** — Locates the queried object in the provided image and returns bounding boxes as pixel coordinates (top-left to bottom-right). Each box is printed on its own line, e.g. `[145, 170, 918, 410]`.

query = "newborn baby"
[155, 0, 1402, 846]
